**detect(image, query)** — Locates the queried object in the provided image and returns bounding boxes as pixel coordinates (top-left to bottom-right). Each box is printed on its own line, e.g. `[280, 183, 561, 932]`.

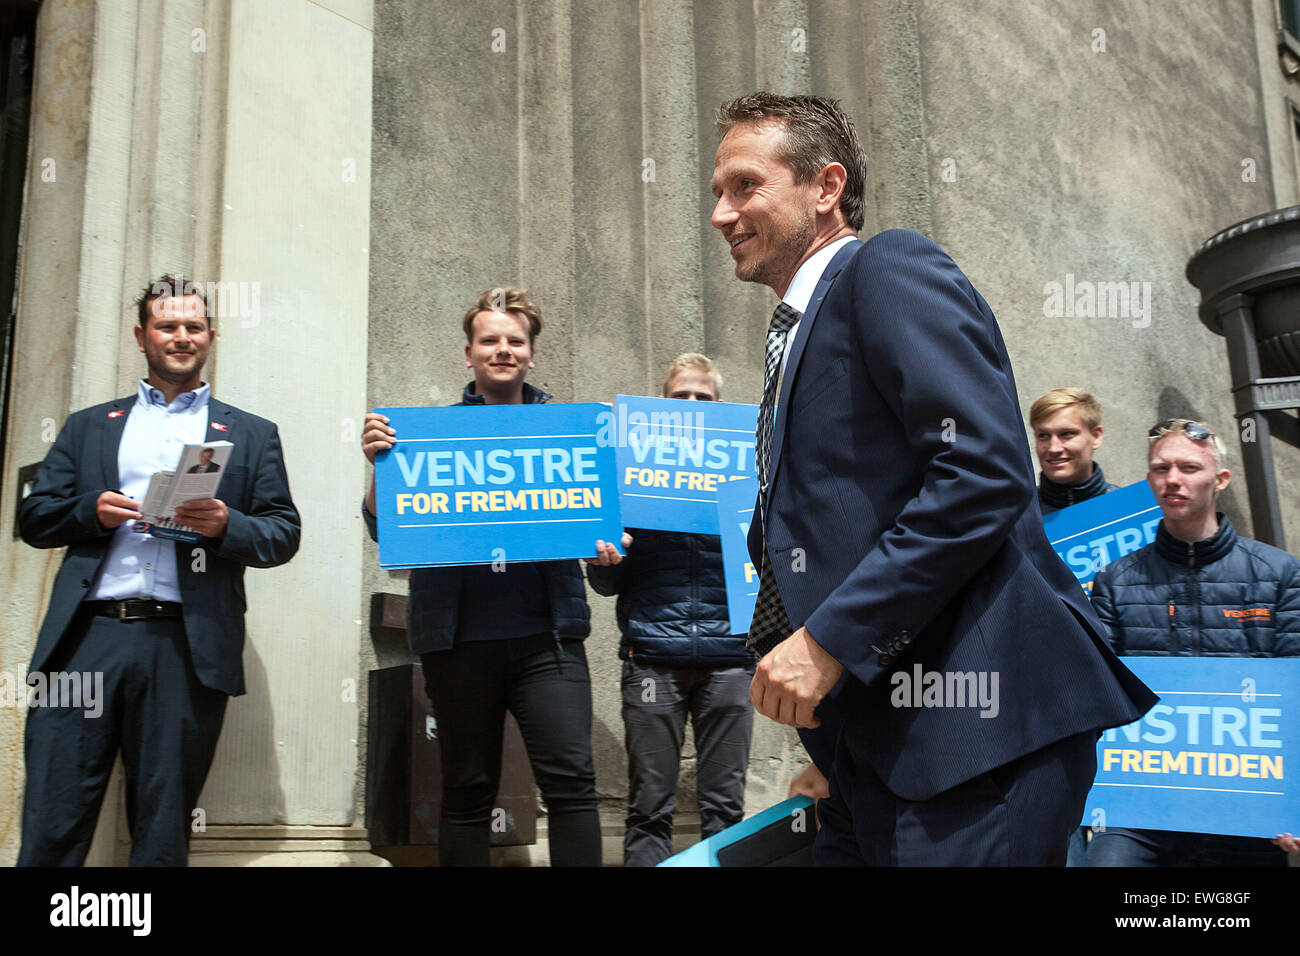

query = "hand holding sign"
[585, 532, 633, 566]
[362, 412, 396, 463]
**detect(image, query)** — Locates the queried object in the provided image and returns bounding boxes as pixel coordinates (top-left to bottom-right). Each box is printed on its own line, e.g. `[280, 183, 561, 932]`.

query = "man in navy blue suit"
[18, 274, 300, 866]
[709, 92, 1156, 865]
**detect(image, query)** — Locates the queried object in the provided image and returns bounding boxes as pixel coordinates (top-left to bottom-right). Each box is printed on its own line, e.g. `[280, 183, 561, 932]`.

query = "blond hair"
[461, 286, 542, 344]
[1148, 419, 1228, 472]
[662, 353, 723, 398]
[1030, 387, 1103, 431]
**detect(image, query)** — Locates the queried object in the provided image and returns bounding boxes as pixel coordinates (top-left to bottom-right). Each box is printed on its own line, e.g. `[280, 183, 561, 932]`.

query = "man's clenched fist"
[750, 626, 843, 728]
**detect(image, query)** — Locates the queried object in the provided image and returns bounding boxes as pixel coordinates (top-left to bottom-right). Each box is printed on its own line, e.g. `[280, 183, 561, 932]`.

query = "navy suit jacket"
[20, 393, 301, 697]
[748, 230, 1156, 801]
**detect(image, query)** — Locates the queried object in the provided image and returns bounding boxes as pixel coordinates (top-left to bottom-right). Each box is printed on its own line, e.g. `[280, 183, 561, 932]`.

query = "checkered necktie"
[747, 302, 801, 659]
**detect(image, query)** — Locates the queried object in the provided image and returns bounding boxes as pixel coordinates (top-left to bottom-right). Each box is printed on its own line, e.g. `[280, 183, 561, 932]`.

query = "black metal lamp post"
[1186, 206, 1300, 550]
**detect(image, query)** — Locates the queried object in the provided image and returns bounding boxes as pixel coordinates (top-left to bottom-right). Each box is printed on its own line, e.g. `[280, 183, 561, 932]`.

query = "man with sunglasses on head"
[1087, 419, 1300, 866]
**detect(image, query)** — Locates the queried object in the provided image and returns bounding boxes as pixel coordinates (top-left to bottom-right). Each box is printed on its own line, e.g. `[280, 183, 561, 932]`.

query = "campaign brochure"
[131, 441, 234, 542]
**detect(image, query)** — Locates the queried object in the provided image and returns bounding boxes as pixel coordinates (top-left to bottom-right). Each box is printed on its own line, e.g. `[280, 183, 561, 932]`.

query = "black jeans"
[421, 633, 600, 866]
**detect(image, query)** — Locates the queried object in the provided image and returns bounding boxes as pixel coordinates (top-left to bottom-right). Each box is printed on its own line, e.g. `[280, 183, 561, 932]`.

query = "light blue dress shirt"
[85, 380, 211, 603]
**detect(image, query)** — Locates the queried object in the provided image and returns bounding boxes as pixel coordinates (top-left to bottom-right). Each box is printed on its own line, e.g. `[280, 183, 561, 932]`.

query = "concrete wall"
[919, 0, 1288, 525]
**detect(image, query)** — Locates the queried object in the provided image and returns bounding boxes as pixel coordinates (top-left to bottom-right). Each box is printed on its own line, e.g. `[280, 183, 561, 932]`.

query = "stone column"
[188, 0, 376, 864]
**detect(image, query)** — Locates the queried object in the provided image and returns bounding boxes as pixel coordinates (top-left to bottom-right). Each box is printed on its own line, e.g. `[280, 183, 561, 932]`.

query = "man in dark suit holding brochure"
[18, 274, 300, 866]
[710, 93, 1156, 865]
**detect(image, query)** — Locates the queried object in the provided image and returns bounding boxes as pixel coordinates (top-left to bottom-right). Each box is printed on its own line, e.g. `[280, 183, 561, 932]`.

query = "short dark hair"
[716, 92, 867, 232]
[137, 273, 208, 327]
[461, 286, 543, 344]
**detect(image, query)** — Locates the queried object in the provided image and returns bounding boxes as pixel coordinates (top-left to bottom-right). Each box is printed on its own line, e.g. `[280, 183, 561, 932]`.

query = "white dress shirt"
[86, 380, 211, 602]
[778, 234, 858, 374]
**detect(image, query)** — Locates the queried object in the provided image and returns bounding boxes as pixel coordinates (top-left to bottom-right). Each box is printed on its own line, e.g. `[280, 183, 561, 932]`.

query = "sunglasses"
[1147, 420, 1215, 441]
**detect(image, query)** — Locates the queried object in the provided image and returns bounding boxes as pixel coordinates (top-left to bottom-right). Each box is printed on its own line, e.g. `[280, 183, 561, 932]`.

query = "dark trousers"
[1085, 828, 1287, 867]
[620, 661, 754, 867]
[814, 729, 1097, 866]
[18, 609, 227, 867]
[421, 634, 600, 866]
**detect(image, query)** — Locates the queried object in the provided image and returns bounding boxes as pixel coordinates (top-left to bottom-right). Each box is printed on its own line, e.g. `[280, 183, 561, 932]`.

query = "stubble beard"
[735, 212, 817, 291]
[148, 351, 205, 387]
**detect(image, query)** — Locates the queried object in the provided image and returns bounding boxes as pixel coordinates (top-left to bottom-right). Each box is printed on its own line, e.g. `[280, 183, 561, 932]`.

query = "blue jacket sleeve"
[213, 424, 301, 568]
[585, 540, 630, 595]
[18, 410, 113, 549]
[1088, 568, 1121, 653]
[1276, 558, 1300, 655]
[362, 498, 379, 542]
[802, 231, 1035, 689]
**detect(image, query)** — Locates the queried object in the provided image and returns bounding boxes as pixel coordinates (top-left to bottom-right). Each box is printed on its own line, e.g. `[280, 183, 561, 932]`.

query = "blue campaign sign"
[716, 476, 758, 635]
[1042, 480, 1161, 596]
[610, 395, 757, 534]
[1081, 657, 1300, 838]
[372, 404, 623, 568]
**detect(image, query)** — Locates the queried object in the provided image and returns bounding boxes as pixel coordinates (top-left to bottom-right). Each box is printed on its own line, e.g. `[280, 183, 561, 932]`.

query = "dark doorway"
[0, 1, 37, 473]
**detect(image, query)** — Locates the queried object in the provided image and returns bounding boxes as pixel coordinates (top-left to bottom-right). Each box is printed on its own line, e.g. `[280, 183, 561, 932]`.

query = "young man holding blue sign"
[1032, 387, 1120, 865]
[362, 287, 615, 866]
[587, 354, 755, 866]
[1088, 419, 1300, 864]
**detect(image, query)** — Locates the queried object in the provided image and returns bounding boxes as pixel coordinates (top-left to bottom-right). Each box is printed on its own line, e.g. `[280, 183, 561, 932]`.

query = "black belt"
[86, 600, 183, 621]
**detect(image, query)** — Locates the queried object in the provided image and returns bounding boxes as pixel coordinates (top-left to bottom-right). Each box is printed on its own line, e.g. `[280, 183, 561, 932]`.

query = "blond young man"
[1088, 420, 1300, 865]
[1030, 388, 1118, 515]
[587, 353, 755, 865]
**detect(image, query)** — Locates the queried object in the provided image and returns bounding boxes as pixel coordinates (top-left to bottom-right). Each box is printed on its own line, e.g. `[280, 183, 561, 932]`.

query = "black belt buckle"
[116, 601, 150, 621]
[115, 600, 174, 621]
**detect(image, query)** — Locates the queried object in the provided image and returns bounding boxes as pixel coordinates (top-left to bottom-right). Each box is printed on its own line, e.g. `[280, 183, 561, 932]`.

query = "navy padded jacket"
[586, 528, 750, 667]
[1090, 515, 1300, 657]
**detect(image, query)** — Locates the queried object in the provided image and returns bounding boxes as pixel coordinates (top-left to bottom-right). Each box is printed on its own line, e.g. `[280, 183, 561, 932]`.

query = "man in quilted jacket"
[1087, 418, 1300, 865]
[586, 354, 755, 866]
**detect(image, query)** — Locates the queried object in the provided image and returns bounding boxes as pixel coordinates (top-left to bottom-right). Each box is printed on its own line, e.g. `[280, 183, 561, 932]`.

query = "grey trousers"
[621, 660, 754, 866]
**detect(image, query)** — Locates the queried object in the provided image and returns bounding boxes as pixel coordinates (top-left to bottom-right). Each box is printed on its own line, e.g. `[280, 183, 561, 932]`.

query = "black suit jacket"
[749, 231, 1156, 800]
[20, 393, 301, 696]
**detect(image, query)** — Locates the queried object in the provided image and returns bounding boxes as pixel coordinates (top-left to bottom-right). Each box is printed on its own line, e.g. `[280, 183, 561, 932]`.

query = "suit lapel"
[101, 394, 136, 488]
[765, 238, 863, 502]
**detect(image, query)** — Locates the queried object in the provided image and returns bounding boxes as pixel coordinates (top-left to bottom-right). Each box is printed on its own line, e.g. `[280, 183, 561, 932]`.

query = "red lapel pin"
[211, 421, 229, 432]
[108, 410, 125, 418]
